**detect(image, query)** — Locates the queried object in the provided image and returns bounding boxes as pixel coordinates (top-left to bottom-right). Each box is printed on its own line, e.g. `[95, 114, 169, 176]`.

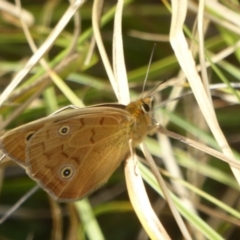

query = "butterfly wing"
[0, 97, 155, 201]
[25, 111, 131, 201]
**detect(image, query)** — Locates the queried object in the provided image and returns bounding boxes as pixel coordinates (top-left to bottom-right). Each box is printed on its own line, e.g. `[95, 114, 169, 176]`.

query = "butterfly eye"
[58, 126, 70, 136]
[25, 131, 35, 143]
[60, 166, 74, 179]
[141, 102, 150, 114]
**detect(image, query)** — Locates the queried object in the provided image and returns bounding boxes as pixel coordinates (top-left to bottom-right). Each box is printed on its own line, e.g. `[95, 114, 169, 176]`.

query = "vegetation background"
[0, 0, 240, 239]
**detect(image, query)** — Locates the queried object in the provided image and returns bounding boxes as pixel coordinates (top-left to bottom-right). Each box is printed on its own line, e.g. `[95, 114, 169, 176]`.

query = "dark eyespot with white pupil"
[58, 126, 70, 136]
[141, 102, 150, 114]
[60, 166, 74, 179]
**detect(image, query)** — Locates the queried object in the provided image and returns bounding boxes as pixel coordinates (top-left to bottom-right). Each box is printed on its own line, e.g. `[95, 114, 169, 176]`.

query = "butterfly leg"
[148, 123, 159, 135]
[49, 105, 80, 116]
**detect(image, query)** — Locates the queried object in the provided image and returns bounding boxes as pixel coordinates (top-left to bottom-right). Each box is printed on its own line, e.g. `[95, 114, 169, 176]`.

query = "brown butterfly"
[0, 96, 156, 201]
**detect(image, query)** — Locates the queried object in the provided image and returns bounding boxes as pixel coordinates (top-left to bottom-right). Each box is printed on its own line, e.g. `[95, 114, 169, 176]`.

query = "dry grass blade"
[92, 0, 118, 96]
[169, 0, 240, 184]
[140, 142, 192, 240]
[158, 126, 240, 170]
[125, 155, 171, 240]
[48, 197, 63, 240]
[0, 185, 39, 224]
[0, 0, 34, 26]
[112, 1, 177, 239]
[112, 0, 129, 104]
[0, 0, 85, 106]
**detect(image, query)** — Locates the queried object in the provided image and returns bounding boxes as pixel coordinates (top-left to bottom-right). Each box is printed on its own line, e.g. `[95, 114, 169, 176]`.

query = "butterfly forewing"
[0, 106, 129, 164]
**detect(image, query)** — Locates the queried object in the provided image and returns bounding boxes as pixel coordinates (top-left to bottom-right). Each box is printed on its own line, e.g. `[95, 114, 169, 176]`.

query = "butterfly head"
[125, 96, 153, 117]
[125, 96, 155, 145]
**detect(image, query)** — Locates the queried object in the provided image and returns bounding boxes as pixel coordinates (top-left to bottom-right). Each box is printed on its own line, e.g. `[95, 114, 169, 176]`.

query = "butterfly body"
[0, 96, 154, 201]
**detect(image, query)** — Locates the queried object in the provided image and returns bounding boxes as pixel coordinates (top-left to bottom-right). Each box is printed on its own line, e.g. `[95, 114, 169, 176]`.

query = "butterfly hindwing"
[0, 122, 45, 166]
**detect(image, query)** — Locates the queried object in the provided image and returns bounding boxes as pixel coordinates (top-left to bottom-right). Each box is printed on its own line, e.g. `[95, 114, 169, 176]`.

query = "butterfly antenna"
[145, 78, 170, 98]
[141, 43, 156, 98]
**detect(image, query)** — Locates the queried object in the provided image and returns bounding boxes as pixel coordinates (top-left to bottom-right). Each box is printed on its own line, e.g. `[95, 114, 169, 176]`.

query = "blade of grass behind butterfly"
[141, 21, 240, 230]
[156, 98, 240, 184]
[139, 163, 227, 240]
[92, 0, 172, 238]
[144, 136, 239, 190]
[113, 1, 177, 239]
[74, 2, 136, 238]
[152, 1, 240, 237]
[145, 55, 198, 238]
[47, 196, 63, 240]
[1, 3, 125, 132]
[153, 86, 197, 239]
[143, 104, 238, 235]
[17, 0, 84, 108]
[0, 53, 86, 132]
[144, 40, 197, 238]
[0, 0, 85, 107]
[75, 199, 104, 240]
[121, 1, 193, 238]
[0, 0, 34, 27]
[112, 0, 129, 104]
[92, 0, 117, 98]
[38, 0, 82, 113]
[0, 0, 118, 124]
[125, 155, 171, 240]
[144, 103, 240, 208]
[155, 69, 197, 217]
[0, 3, 89, 131]
[11, 3, 89, 239]
[123, 4, 194, 240]
[1, 0, 121, 112]
[169, 1, 240, 184]
[17, 2, 103, 239]
[149, 38, 240, 100]
[71, 1, 132, 239]
[145, 154, 240, 228]
[158, 126, 240, 169]
[175, 147, 239, 191]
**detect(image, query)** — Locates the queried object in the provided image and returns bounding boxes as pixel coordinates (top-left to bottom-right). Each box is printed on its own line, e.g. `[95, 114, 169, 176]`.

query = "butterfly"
[0, 96, 156, 201]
